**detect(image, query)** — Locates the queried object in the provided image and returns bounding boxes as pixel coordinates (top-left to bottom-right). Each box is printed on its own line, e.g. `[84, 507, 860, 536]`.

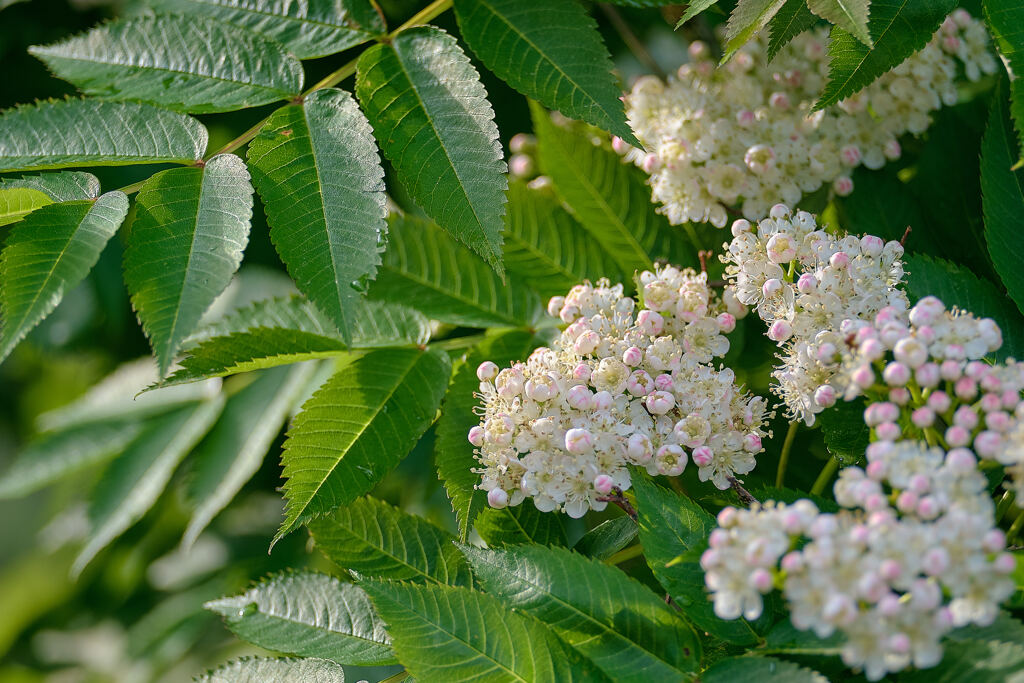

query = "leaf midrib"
[380, 262, 521, 325]
[175, 0, 376, 34]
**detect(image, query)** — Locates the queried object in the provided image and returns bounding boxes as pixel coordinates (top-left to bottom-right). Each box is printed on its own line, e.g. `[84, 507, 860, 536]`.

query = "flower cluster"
[702, 439, 1016, 681]
[621, 10, 996, 225]
[721, 203, 907, 424]
[469, 267, 772, 517]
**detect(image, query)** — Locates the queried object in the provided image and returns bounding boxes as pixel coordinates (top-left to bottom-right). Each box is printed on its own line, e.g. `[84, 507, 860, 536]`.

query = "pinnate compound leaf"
[768, 0, 821, 60]
[723, 0, 789, 60]
[815, 0, 956, 110]
[463, 544, 701, 681]
[248, 88, 386, 342]
[75, 398, 224, 576]
[1, 171, 100, 201]
[196, 657, 346, 682]
[0, 99, 207, 172]
[356, 26, 507, 271]
[0, 188, 52, 227]
[30, 15, 303, 113]
[205, 571, 395, 665]
[700, 656, 829, 683]
[0, 191, 129, 363]
[276, 348, 451, 540]
[361, 580, 611, 682]
[148, 0, 385, 59]
[124, 154, 253, 376]
[453, 0, 637, 145]
[309, 496, 473, 587]
[474, 504, 568, 548]
[370, 213, 541, 328]
[806, 0, 871, 46]
[984, 0, 1024, 165]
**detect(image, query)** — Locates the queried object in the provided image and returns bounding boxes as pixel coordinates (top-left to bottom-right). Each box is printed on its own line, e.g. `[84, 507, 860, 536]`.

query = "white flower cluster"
[469, 267, 771, 517]
[702, 440, 1016, 681]
[721, 204, 907, 424]
[621, 10, 997, 225]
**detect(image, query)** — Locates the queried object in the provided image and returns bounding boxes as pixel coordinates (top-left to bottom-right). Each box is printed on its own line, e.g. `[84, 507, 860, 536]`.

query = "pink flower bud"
[986, 410, 1010, 431]
[860, 337, 885, 361]
[626, 369, 653, 396]
[476, 361, 499, 382]
[487, 488, 509, 509]
[654, 373, 674, 391]
[593, 474, 614, 495]
[945, 447, 976, 472]
[622, 346, 643, 366]
[879, 559, 902, 582]
[883, 362, 910, 386]
[592, 391, 613, 410]
[945, 425, 970, 447]
[565, 428, 595, 454]
[909, 473, 931, 494]
[742, 433, 762, 452]
[851, 365, 875, 389]
[750, 568, 774, 592]
[768, 319, 793, 341]
[627, 433, 653, 462]
[814, 385, 837, 408]
[636, 309, 664, 335]
[876, 422, 901, 441]
[833, 176, 854, 196]
[573, 363, 592, 382]
[915, 362, 940, 388]
[917, 496, 940, 519]
[974, 430, 1002, 457]
[708, 528, 729, 549]
[646, 390, 675, 415]
[716, 312, 736, 333]
[995, 553, 1018, 574]
[717, 507, 738, 527]
[981, 392, 1004, 413]
[889, 387, 911, 405]
[797, 272, 817, 294]
[897, 491, 919, 513]
[700, 548, 718, 569]
[642, 153, 660, 173]
[953, 406, 979, 430]
[954, 376, 978, 400]
[566, 384, 593, 410]
[940, 359, 963, 381]
[736, 108, 755, 127]
[573, 330, 600, 355]
[983, 529, 1007, 553]
[840, 145, 861, 166]
[468, 425, 485, 447]
[692, 445, 714, 466]
[911, 407, 935, 428]
[889, 633, 911, 655]
[781, 551, 804, 572]
[731, 218, 752, 236]
[927, 391, 952, 413]
[865, 460, 887, 480]
[762, 277, 784, 297]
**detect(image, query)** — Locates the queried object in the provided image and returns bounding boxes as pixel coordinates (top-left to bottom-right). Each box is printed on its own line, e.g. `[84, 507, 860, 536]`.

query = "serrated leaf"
[502, 180, 623, 299]
[676, 0, 721, 27]
[148, 0, 385, 59]
[700, 656, 829, 682]
[276, 348, 451, 540]
[0, 171, 100, 201]
[474, 505, 568, 547]
[248, 88, 386, 342]
[75, 398, 224, 576]
[0, 188, 52, 227]
[768, 0, 820, 60]
[982, 77, 1024, 316]
[356, 26, 507, 270]
[463, 544, 701, 680]
[0, 191, 129, 362]
[309, 496, 473, 587]
[985, 0, 1024, 165]
[453, 0, 637, 145]
[435, 330, 542, 538]
[361, 579, 610, 682]
[905, 253, 1024, 361]
[897, 639, 1024, 682]
[370, 213, 541, 328]
[196, 656, 346, 682]
[949, 611, 1024, 645]
[807, 0, 871, 46]
[572, 516, 638, 561]
[833, 165, 922, 244]
[0, 98, 207, 172]
[183, 363, 317, 548]
[124, 154, 253, 376]
[0, 420, 143, 499]
[30, 15, 303, 113]
[815, 0, 956, 110]
[633, 477, 773, 644]
[205, 571, 395, 665]
[819, 399, 868, 463]
[723, 0, 788, 60]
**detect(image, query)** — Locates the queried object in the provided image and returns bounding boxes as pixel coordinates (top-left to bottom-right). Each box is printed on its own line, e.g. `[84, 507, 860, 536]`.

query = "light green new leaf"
[982, 78, 1024, 316]
[474, 504, 568, 548]
[0, 420, 143, 499]
[434, 330, 542, 538]
[0, 188, 52, 227]
[196, 657, 346, 683]
[807, 0, 871, 46]
[984, 0, 1024, 165]
[768, 0, 820, 60]
[276, 348, 451, 540]
[815, 0, 956, 110]
[309, 496, 473, 587]
[248, 88, 386, 342]
[453, 0, 637, 145]
[503, 180, 623, 299]
[0, 191, 129, 363]
[723, 0, 789, 60]
[463, 544, 701, 681]
[75, 398, 224, 576]
[183, 363, 317, 548]
[205, 571, 395, 665]
[356, 26, 507, 271]
[148, 0, 385, 59]
[30, 15, 303, 113]
[370, 213, 541, 328]
[362, 580, 611, 682]
[700, 656, 829, 683]
[0, 98, 207, 173]
[124, 154, 253, 376]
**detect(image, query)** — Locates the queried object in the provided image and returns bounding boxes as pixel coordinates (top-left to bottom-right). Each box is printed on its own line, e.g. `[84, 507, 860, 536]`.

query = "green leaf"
[309, 496, 473, 587]
[0, 170, 100, 201]
[74, 398, 224, 576]
[434, 330, 542, 538]
[896, 639, 1024, 682]
[370, 213, 541, 328]
[833, 165, 922, 244]
[30, 15, 303, 113]
[982, 77, 1024, 316]
[0, 188, 52, 227]
[361, 580, 610, 682]
[818, 399, 868, 463]
[723, 0, 788, 60]
[0, 420, 143, 499]
[905, 253, 1024, 361]
[248, 89, 386, 342]
[768, 0, 821, 60]
[806, 0, 871, 46]
[183, 363, 317, 548]
[276, 348, 451, 540]
[633, 477, 772, 644]
[572, 517, 638, 561]
[205, 571, 395, 665]
[700, 656, 829, 683]
[676, 0, 721, 27]
[0, 191, 129, 362]
[475, 504, 568, 547]
[0, 98, 207, 172]
[196, 657, 346, 682]
[356, 26, 507, 270]
[453, 0, 637, 145]
[148, 0, 385, 59]
[949, 611, 1024, 645]
[815, 0, 956, 110]
[503, 180, 623, 299]
[984, 0, 1024, 165]
[124, 154, 254, 376]
[463, 544, 701, 681]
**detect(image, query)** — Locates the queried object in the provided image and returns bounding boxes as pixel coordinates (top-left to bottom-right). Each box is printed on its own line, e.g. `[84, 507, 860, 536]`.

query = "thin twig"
[598, 486, 638, 521]
[775, 421, 799, 488]
[900, 225, 912, 247]
[598, 3, 667, 80]
[727, 477, 758, 506]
